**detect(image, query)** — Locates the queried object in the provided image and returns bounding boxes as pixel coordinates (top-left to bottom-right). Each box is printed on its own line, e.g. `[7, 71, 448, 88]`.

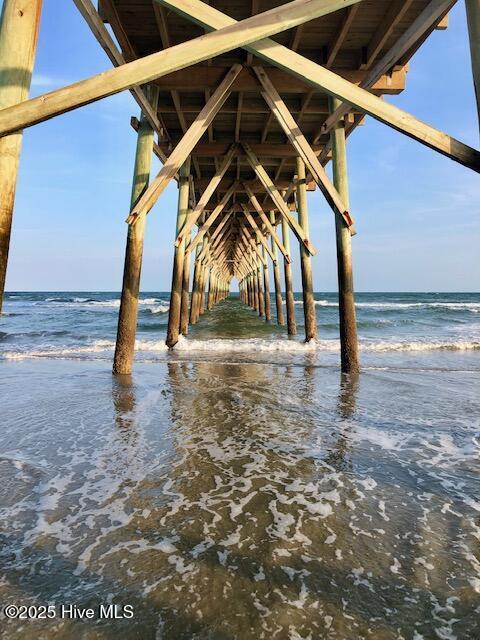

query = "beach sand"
[0, 350, 478, 639]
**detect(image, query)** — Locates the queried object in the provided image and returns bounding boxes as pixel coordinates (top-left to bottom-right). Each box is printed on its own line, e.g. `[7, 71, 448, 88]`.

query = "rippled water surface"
[0, 293, 479, 639]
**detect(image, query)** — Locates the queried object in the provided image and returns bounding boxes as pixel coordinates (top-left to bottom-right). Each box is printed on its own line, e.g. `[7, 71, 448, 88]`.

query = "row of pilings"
[1, 0, 479, 383]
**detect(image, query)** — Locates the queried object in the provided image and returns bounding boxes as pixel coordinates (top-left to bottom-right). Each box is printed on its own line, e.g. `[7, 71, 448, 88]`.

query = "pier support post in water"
[189, 255, 200, 325]
[113, 85, 159, 374]
[270, 211, 285, 326]
[281, 216, 297, 336]
[180, 234, 192, 335]
[189, 218, 205, 325]
[296, 157, 317, 342]
[253, 268, 259, 312]
[207, 268, 214, 310]
[199, 264, 207, 315]
[329, 97, 359, 373]
[0, 0, 43, 314]
[166, 158, 191, 348]
[466, 0, 480, 131]
[263, 246, 271, 321]
[257, 259, 265, 317]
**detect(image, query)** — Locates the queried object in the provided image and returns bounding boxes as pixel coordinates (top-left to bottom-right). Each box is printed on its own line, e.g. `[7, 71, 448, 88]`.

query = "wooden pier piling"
[296, 157, 317, 342]
[180, 236, 191, 335]
[199, 265, 207, 316]
[270, 212, 285, 326]
[0, 0, 43, 314]
[166, 158, 191, 348]
[253, 268, 260, 313]
[207, 269, 214, 310]
[189, 255, 201, 324]
[257, 261, 265, 317]
[113, 86, 159, 374]
[263, 246, 272, 322]
[281, 216, 297, 336]
[329, 97, 359, 374]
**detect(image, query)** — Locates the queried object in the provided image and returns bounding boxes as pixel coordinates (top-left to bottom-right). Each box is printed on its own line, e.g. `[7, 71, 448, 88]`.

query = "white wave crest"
[290, 300, 480, 310]
[43, 297, 168, 309]
[174, 336, 320, 353]
[2, 336, 479, 361]
[362, 340, 480, 352]
[174, 337, 480, 353]
[145, 304, 169, 314]
[2, 338, 169, 360]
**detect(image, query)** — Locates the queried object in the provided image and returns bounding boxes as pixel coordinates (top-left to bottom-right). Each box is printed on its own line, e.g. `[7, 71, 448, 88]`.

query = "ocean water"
[1, 291, 479, 365]
[0, 292, 479, 639]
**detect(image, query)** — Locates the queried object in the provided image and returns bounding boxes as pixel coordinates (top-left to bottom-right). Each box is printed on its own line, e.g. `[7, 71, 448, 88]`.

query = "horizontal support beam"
[155, 99, 364, 116]
[0, 0, 362, 135]
[193, 176, 316, 192]
[161, 0, 480, 172]
[154, 65, 407, 95]
[158, 142, 322, 158]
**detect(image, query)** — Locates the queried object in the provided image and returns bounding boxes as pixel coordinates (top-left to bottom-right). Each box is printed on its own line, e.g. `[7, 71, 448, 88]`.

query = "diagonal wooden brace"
[240, 204, 277, 263]
[243, 143, 317, 256]
[158, 0, 480, 173]
[175, 144, 237, 246]
[243, 183, 292, 264]
[73, 0, 169, 148]
[253, 65, 356, 234]
[126, 65, 241, 224]
[189, 182, 237, 253]
[0, 0, 362, 136]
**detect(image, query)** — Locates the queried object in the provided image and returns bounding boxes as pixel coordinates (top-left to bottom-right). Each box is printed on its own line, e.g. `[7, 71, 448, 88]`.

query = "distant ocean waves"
[1, 292, 479, 365]
[41, 296, 170, 314]
[296, 299, 480, 311]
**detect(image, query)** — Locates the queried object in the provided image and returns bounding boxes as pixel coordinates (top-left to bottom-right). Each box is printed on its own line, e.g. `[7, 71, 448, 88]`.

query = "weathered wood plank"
[154, 65, 407, 94]
[0, 0, 43, 314]
[160, 0, 479, 172]
[243, 143, 317, 255]
[0, 0, 362, 136]
[126, 65, 241, 225]
[73, 0, 168, 143]
[254, 66, 355, 233]
[321, 0, 456, 139]
[175, 144, 237, 246]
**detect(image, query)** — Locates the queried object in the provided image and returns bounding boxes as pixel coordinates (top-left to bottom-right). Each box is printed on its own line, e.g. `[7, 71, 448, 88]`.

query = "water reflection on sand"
[0, 358, 478, 639]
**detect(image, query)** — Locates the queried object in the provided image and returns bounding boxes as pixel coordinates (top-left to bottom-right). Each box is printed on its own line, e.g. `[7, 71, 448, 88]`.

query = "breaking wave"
[2, 336, 480, 361]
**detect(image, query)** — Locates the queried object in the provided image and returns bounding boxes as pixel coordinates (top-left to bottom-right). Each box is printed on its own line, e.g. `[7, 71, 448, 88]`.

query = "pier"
[1, 0, 479, 375]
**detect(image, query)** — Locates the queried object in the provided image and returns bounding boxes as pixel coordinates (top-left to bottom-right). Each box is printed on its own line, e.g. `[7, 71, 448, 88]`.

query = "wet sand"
[0, 356, 478, 639]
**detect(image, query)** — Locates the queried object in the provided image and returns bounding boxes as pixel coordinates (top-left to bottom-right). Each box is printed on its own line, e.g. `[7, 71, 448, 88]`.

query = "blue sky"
[4, 1, 480, 292]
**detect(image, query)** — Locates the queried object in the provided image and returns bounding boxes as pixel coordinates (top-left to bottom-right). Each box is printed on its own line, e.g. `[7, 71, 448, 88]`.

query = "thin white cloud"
[31, 73, 66, 88]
